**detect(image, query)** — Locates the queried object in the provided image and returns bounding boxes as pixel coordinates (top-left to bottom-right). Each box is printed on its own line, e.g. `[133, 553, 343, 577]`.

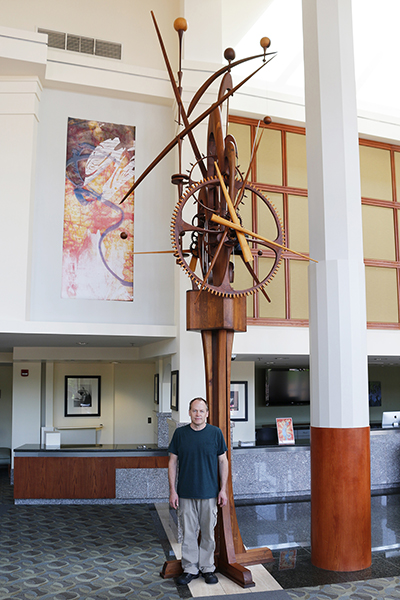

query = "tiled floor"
[235, 493, 400, 590]
[155, 492, 400, 597]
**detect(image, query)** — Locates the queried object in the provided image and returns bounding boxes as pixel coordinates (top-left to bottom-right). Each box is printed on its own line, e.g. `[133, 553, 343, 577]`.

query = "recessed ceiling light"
[77, 341, 88, 346]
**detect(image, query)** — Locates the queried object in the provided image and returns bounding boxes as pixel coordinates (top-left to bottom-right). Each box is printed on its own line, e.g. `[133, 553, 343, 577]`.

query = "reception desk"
[13, 444, 169, 503]
[13, 428, 400, 504]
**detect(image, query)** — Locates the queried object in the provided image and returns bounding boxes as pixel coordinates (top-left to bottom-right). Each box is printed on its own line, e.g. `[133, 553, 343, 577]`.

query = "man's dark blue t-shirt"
[168, 423, 228, 499]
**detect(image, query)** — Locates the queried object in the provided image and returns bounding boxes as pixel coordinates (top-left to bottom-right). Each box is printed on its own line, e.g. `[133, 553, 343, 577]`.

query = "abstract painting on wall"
[62, 118, 135, 301]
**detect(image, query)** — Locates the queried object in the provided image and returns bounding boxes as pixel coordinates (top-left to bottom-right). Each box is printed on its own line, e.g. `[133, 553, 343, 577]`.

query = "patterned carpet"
[2, 467, 400, 600]
[0, 470, 182, 600]
[287, 578, 400, 599]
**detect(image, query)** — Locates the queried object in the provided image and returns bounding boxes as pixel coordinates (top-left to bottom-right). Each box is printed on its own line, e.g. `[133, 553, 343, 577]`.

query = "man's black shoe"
[176, 571, 200, 585]
[202, 571, 218, 584]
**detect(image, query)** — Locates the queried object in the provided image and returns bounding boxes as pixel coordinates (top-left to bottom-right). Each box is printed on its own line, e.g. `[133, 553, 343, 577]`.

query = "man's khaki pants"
[179, 497, 218, 574]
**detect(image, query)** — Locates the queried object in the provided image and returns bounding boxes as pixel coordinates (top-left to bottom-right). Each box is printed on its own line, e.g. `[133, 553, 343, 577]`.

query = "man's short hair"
[189, 397, 209, 410]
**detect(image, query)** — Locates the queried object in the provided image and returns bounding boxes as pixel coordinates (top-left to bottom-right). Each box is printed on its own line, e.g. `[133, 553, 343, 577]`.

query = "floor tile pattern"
[0, 470, 181, 600]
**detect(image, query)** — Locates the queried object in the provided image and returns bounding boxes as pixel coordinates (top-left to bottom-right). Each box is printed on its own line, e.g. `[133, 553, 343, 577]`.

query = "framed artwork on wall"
[171, 370, 179, 411]
[230, 381, 248, 421]
[154, 373, 160, 405]
[62, 117, 135, 302]
[369, 381, 381, 407]
[64, 376, 101, 417]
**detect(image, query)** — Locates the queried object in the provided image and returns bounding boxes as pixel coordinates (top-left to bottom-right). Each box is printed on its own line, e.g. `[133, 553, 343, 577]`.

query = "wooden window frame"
[230, 116, 400, 329]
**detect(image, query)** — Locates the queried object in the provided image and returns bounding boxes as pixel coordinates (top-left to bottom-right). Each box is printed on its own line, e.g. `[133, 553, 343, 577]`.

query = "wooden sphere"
[263, 116, 272, 125]
[224, 47, 236, 62]
[260, 37, 271, 50]
[120, 231, 128, 239]
[174, 17, 188, 32]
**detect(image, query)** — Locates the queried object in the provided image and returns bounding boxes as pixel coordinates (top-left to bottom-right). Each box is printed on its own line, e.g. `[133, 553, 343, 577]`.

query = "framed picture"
[276, 417, 295, 445]
[154, 373, 160, 405]
[171, 370, 179, 411]
[64, 376, 101, 417]
[230, 381, 248, 421]
[369, 381, 381, 407]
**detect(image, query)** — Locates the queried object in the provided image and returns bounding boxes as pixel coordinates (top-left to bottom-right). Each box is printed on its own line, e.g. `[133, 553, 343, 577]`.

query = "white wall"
[231, 361, 256, 443]
[114, 363, 156, 444]
[12, 362, 42, 450]
[0, 365, 13, 449]
[0, 0, 180, 72]
[53, 362, 114, 444]
[31, 88, 176, 327]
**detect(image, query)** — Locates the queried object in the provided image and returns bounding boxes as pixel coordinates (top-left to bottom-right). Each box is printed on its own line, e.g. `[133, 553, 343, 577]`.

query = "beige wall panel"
[228, 122, 251, 169]
[289, 260, 309, 320]
[288, 195, 309, 253]
[257, 193, 284, 241]
[362, 205, 395, 261]
[258, 258, 286, 318]
[256, 129, 282, 186]
[365, 267, 398, 323]
[360, 146, 392, 201]
[287, 132, 308, 189]
[231, 256, 254, 317]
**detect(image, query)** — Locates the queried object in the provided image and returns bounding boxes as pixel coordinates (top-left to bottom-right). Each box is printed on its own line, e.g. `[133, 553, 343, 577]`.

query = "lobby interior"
[1, 0, 400, 599]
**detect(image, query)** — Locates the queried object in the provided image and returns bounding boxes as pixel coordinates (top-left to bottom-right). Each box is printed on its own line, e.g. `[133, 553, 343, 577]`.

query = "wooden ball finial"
[224, 47, 236, 62]
[174, 17, 188, 32]
[263, 116, 272, 125]
[120, 231, 128, 239]
[260, 37, 271, 50]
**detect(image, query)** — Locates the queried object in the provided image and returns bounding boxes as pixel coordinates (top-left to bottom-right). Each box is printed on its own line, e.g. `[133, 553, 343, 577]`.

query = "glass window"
[360, 145, 392, 201]
[365, 267, 398, 323]
[258, 258, 286, 318]
[228, 122, 251, 169]
[287, 195, 309, 254]
[229, 116, 400, 329]
[362, 205, 395, 261]
[256, 128, 282, 186]
[287, 132, 308, 189]
[289, 260, 309, 320]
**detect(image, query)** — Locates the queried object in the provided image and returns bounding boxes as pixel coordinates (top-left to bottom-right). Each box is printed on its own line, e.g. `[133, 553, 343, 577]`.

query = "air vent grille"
[38, 28, 121, 60]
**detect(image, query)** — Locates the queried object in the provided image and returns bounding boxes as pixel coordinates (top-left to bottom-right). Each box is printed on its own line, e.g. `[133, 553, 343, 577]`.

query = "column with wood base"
[160, 291, 273, 588]
[311, 426, 371, 571]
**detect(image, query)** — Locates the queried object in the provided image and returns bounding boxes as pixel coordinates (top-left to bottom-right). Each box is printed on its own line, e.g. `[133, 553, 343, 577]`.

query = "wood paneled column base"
[311, 426, 371, 571]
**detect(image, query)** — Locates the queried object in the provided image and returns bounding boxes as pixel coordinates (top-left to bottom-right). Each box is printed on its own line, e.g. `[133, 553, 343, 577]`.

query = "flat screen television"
[266, 369, 310, 406]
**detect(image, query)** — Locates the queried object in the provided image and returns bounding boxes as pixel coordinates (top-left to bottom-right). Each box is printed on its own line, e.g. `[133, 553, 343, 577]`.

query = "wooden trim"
[14, 456, 116, 499]
[311, 427, 371, 571]
[229, 114, 306, 136]
[13, 454, 169, 500]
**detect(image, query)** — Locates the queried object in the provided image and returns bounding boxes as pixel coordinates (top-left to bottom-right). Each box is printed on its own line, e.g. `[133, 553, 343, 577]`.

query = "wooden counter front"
[13, 448, 168, 500]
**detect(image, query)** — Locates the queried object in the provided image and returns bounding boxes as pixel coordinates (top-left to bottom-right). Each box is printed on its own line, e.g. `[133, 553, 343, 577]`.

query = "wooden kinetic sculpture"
[122, 12, 314, 588]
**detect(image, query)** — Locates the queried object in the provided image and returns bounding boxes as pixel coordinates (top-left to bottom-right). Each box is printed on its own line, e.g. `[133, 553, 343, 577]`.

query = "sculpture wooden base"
[160, 292, 274, 588]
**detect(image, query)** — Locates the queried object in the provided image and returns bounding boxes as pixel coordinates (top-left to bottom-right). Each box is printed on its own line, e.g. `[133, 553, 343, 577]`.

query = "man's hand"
[168, 453, 179, 509]
[217, 489, 228, 506]
[218, 452, 229, 507]
[169, 489, 179, 509]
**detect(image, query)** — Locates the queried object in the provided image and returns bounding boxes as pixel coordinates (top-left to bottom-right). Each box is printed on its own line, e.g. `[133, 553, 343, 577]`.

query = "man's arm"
[217, 452, 229, 506]
[168, 452, 179, 509]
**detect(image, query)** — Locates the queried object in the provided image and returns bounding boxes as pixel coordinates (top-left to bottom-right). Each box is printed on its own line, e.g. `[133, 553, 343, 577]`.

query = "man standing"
[168, 397, 229, 585]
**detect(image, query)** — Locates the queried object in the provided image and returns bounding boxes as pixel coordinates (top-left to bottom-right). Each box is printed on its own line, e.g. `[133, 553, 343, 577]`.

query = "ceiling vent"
[38, 28, 122, 60]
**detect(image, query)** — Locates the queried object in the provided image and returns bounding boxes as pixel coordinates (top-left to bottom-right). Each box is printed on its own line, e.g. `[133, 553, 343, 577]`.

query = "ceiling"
[0, 332, 171, 354]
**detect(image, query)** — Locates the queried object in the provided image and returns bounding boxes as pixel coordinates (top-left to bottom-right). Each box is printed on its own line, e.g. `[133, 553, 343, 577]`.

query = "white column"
[302, 0, 368, 429]
[302, 0, 371, 572]
[0, 77, 42, 321]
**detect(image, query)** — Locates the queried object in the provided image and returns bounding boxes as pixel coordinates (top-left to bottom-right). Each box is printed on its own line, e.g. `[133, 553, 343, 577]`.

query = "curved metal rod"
[187, 51, 277, 117]
[120, 56, 276, 204]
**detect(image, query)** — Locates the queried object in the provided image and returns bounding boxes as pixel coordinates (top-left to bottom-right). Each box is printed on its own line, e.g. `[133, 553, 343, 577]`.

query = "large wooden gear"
[171, 176, 284, 297]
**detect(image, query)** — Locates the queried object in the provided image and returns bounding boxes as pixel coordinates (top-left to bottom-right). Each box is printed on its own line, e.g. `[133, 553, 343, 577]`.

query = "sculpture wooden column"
[161, 292, 273, 588]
